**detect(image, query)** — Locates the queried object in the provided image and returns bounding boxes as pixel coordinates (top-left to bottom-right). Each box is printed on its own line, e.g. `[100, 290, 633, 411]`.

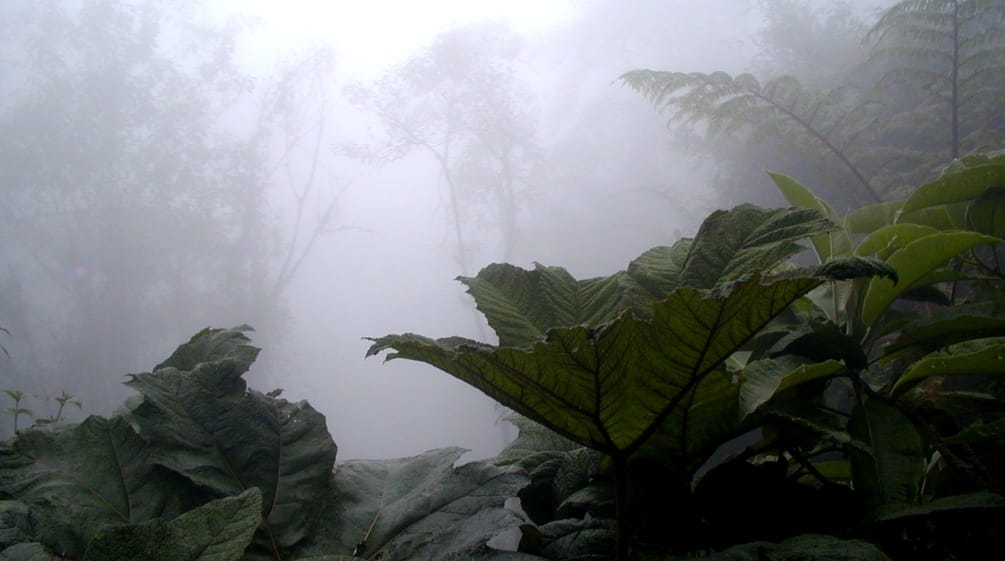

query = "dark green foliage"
[3, 156, 1005, 560]
[82, 489, 262, 561]
[0, 328, 338, 560]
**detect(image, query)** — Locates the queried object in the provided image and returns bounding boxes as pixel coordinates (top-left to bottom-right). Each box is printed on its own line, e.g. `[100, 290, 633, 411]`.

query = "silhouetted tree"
[345, 23, 540, 272]
[0, 1, 338, 414]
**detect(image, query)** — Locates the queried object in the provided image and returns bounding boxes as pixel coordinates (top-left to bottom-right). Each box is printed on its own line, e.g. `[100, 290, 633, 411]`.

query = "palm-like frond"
[620, 69, 884, 203]
[866, 0, 1005, 158]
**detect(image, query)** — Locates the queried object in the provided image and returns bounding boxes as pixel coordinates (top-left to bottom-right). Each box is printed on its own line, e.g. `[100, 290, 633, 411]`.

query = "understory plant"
[0, 155, 1002, 561]
[369, 153, 1005, 560]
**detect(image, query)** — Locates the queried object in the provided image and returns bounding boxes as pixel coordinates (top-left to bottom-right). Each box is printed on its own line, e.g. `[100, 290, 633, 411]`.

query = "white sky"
[217, 0, 577, 78]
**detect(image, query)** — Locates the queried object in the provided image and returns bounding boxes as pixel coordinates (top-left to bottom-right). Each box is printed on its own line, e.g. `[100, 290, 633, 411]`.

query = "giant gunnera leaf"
[0, 416, 180, 557]
[461, 206, 838, 349]
[82, 487, 262, 561]
[368, 273, 823, 457]
[295, 447, 536, 561]
[123, 327, 337, 559]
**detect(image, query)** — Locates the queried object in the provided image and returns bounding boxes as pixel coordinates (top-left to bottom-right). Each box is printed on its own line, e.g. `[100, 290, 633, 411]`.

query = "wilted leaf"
[813, 256, 897, 284]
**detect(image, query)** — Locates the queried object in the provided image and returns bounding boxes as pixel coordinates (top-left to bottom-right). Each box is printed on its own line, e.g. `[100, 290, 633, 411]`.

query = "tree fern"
[866, 0, 1005, 159]
[620, 70, 885, 203]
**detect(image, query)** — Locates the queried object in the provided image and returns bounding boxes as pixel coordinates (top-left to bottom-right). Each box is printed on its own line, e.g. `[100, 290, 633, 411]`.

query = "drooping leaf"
[678, 205, 836, 288]
[861, 231, 1001, 325]
[368, 274, 824, 456]
[739, 357, 844, 420]
[812, 256, 898, 284]
[125, 327, 337, 556]
[459, 265, 627, 348]
[769, 171, 851, 261]
[848, 399, 925, 511]
[892, 339, 1005, 397]
[82, 487, 262, 561]
[0, 416, 179, 557]
[298, 448, 531, 561]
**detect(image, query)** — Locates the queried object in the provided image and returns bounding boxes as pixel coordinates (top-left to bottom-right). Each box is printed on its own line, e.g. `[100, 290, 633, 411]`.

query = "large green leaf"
[853, 224, 939, 257]
[739, 357, 844, 420]
[124, 327, 337, 557]
[368, 274, 823, 456]
[460, 205, 835, 347]
[458, 264, 626, 348]
[153, 325, 261, 373]
[848, 400, 925, 510]
[677, 204, 836, 288]
[769, 171, 851, 261]
[846, 200, 904, 234]
[892, 339, 1005, 397]
[493, 416, 578, 467]
[901, 161, 1005, 214]
[82, 487, 262, 561]
[861, 231, 1001, 325]
[0, 416, 180, 557]
[883, 308, 1005, 355]
[296, 448, 534, 561]
[619, 239, 691, 305]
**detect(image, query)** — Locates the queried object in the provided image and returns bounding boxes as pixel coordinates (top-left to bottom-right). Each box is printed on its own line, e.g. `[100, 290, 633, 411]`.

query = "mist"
[0, 0, 897, 460]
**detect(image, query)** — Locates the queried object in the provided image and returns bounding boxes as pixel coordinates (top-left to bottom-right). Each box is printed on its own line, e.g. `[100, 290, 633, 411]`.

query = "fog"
[0, 0, 895, 459]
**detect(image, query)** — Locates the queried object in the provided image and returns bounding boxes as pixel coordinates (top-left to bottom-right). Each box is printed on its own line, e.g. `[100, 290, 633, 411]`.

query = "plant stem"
[612, 452, 630, 561]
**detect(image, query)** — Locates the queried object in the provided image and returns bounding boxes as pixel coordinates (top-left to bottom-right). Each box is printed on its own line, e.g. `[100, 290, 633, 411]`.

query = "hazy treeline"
[2, 0, 1002, 457]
